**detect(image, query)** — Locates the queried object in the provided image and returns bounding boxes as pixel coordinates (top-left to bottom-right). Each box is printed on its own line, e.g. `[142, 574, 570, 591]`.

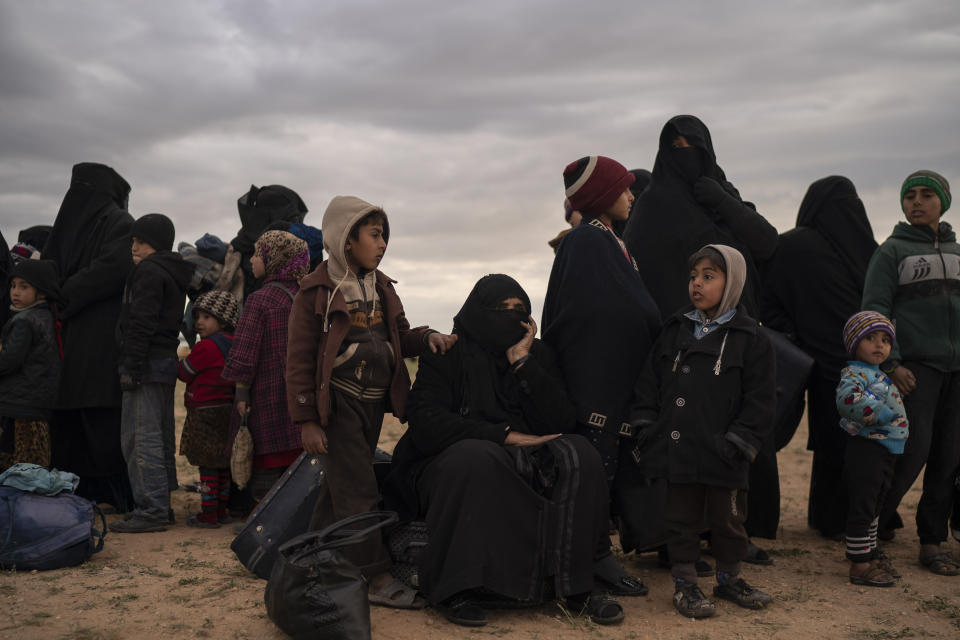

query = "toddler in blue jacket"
[836, 310, 908, 586]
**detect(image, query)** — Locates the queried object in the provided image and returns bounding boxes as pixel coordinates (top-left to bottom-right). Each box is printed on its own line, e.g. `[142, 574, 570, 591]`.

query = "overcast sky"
[1, 0, 958, 331]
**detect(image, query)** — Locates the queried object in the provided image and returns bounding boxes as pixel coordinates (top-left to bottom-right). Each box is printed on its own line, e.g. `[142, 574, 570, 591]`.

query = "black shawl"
[43, 163, 131, 279]
[542, 221, 661, 432]
[760, 176, 877, 376]
[623, 115, 778, 317]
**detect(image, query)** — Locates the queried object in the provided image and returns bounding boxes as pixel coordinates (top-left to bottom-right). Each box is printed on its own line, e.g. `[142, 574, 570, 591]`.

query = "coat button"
[670, 430, 680, 440]
[296, 394, 307, 405]
[702, 327, 709, 333]
[675, 397, 686, 407]
[680, 365, 691, 374]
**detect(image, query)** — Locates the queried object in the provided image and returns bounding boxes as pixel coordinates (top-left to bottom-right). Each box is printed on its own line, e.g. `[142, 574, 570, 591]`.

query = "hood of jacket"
[321, 195, 390, 283]
[890, 220, 956, 244]
[143, 250, 195, 292]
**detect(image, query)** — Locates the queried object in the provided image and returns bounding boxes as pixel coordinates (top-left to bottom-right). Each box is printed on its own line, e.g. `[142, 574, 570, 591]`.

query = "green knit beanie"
[901, 169, 951, 214]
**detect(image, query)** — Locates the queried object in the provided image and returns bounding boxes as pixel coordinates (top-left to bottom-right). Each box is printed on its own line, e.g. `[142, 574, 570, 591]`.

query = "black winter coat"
[384, 339, 576, 520]
[0, 305, 61, 419]
[117, 251, 194, 377]
[628, 307, 775, 489]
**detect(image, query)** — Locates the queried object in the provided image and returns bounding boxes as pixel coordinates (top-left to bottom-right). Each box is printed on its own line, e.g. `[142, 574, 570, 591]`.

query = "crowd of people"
[0, 113, 958, 629]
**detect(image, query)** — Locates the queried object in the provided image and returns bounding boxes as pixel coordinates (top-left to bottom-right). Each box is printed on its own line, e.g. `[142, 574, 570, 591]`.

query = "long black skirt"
[415, 435, 608, 604]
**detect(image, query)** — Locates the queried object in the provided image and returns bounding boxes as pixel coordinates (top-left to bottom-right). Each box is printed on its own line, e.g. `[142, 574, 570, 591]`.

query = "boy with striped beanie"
[836, 310, 908, 587]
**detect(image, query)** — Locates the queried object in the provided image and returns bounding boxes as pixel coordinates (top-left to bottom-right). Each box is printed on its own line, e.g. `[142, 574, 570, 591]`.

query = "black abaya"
[384, 275, 609, 604]
[760, 176, 876, 537]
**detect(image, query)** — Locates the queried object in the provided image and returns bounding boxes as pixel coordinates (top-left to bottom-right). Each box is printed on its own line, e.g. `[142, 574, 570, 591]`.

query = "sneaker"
[111, 515, 168, 533]
[123, 508, 175, 524]
[713, 577, 772, 609]
[673, 580, 716, 619]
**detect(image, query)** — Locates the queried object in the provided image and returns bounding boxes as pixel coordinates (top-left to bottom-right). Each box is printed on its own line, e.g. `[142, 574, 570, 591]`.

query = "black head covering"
[231, 184, 308, 254]
[653, 115, 726, 186]
[628, 169, 652, 197]
[452, 274, 531, 425]
[10, 259, 62, 304]
[44, 163, 131, 278]
[18, 226, 53, 251]
[795, 176, 877, 286]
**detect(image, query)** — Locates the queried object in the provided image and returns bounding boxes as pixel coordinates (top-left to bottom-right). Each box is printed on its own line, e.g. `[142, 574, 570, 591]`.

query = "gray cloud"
[1, 0, 957, 330]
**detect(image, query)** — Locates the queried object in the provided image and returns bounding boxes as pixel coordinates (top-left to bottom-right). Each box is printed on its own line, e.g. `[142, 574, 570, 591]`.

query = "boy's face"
[902, 186, 942, 231]
[855, 330, 892, 366]
[9, 277, 40, 309]
[345, 222, 387, 272]
[131, 237, 156, 264]
[195, 311, 223, 339]
[688, 258, 726, 317]
[605, 188, 634, 222]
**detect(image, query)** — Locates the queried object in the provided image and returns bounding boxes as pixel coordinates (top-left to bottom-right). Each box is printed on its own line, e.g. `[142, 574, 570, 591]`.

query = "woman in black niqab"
[44, 162, 136, 512]
[761, 176, 878, 538]
[623, 115, 779, 318]
[384, 274, 627, 627]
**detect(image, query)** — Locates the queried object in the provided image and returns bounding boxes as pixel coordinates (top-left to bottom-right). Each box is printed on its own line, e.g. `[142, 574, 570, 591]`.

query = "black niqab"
[44, 163, 131, 279]
[452, 274, 531, 427]
[795, 176, 876, 286]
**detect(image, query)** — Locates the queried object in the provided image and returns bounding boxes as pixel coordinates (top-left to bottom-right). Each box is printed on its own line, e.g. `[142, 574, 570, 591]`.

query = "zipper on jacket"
[934, 232, 956, 364]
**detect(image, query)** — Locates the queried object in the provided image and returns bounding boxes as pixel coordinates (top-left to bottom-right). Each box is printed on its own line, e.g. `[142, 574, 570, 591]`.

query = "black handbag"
[265, 510, 399, 640]
[759, 326, 815, 451]
[231, 452, 325, 579]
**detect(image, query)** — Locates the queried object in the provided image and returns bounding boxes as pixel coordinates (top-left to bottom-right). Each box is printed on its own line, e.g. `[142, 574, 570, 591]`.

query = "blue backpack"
[0, 486, 106, 571]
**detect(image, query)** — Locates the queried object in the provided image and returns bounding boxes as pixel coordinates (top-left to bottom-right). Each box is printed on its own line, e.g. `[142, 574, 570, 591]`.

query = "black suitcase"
[231, 452, 325, 579]
[232, 448, 396, 579]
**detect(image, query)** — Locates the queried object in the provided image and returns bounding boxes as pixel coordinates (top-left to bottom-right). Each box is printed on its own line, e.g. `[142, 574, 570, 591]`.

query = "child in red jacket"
[178, 290, 240, 528]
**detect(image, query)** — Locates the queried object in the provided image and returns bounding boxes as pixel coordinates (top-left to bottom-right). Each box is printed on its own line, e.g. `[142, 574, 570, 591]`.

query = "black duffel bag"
[265, 510, 398, 640]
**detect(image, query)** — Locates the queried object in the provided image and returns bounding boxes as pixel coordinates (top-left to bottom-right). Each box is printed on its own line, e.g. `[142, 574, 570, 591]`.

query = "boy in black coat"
[112, 214, 195, 533]
[629, 244, 775, 618]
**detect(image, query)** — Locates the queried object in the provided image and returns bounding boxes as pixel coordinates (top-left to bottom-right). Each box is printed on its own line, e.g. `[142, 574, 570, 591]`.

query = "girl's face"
[496, 297, 527, 313]
[195, 311, 223, 339]
[9, 277, 40, 309]
[251, 255, 266, 279]
[604, 188, 634, 223]
[688, 258, 726, 317]
[855, 331, 892, 366]
[902, 185, 942, 231]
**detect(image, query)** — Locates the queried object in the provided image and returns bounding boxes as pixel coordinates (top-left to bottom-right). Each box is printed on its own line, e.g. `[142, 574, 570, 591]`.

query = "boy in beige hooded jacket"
[286, 195, 455, 608]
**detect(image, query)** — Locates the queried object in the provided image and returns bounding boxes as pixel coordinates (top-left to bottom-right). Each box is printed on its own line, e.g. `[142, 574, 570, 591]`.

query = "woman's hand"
[504, 431, 559, 447]
[890, 365, 917, 396]
[427, 332, 458, 354]
[506, 316, 537, 366]
[301, 421, 329, 454]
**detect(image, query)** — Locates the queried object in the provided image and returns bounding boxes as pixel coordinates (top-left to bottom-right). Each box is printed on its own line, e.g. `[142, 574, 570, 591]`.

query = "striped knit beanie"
[901, 170, 950, 214]
[194, 290, 240, 331]
[842, 310, 895, 357]
[563, 156, 635, 217]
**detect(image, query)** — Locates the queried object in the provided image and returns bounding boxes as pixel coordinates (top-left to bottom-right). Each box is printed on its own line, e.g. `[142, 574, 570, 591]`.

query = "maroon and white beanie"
[563, 156, 635, 217]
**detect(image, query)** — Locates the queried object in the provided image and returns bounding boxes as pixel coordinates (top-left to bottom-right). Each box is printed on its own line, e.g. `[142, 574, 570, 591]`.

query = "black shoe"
[111, 515, 168, 533]
[713, 577, 772, 610]
[744, 542, 774, 566]
[441, 596, 487, 627]
[673, 580, 716, 619]
[567, 592, 624, 625]
[594, 554, 648, 596]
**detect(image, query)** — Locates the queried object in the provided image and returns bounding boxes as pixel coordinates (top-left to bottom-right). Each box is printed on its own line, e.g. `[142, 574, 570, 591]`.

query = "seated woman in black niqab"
[384, 274, 630, 628]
